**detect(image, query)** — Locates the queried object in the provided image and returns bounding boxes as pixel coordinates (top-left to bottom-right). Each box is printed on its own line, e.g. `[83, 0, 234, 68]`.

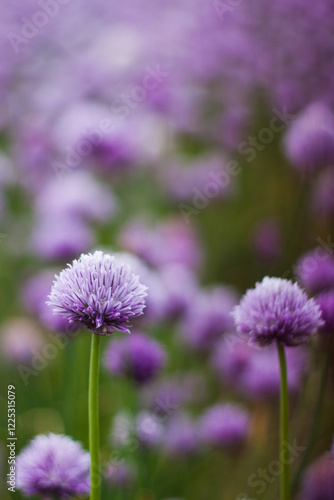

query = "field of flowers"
[0, 1, 334, 499]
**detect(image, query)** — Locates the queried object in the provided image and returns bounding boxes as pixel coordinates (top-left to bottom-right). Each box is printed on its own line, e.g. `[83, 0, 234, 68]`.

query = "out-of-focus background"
[1, 1, 334, 499]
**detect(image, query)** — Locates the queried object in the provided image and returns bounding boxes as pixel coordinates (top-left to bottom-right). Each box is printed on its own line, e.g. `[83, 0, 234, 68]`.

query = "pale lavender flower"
[181, 286, 239, 351]
[47, 251, 147, 335]
[296, 250, 334, 295]
[16, 433, 90, 499]
[136, 411, 164, 448]
[0, 318, 43, 364]
[199, 404, 250, 450]
[22, 270, 73, 333]
[233, 277, 323, 347]
[164, 414, 198, 457]
[31, 216, 94, 261]
[120, 218, 201, 270]
[106, 462, 135, 487]
[35, 172, 117, 223]
[104, 331, 166, 384]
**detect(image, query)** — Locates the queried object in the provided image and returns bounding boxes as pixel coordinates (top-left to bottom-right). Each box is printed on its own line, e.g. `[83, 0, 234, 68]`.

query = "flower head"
[16, 433, 90, 499]
[104, 331, 166, 384]
[47, 251, 147, 335]
[296, 249, 334, 295]
[199, 403, 250, 450]
[233, 277, 323, 347]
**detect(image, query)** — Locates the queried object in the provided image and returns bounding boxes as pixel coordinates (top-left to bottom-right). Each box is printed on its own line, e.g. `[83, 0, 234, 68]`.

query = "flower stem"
[277, 342, 291, 500]
[89, 333, 101, 500]
[292, 343, 331, 492]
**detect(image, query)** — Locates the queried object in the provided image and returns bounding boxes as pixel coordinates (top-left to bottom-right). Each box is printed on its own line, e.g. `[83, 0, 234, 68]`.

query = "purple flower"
[316, 291, 334, 334]
[233, 277, 323, 347]
[296, 249, 334, 295]
[120, 218, 201, 270]
[47, 251, 147, 335]
[31, 216, 94, 261]
[104, 331, 166, 384]
[106, 462, 135, 488]
[181, 286, 238, 352]
[22, 270, 73, 333]
[283, 102, 334, 173]
[0, 318, 43, 364]
[16, 433, 90, 499]
[311, 168, 334, 218]
[35, 171, 117, 223]
[164, 413, 198, 457]
[136, 411, 164, 448]
[199, 404, 250, 450]
[213, 338, 308, 398]
[298, 454, 334, 500]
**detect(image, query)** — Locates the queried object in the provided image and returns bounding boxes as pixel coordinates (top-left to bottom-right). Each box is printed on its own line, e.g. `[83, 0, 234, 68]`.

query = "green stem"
[292, 345, 331, 492]
[89, 333, 101, 500]
[277, 342, 291, 500]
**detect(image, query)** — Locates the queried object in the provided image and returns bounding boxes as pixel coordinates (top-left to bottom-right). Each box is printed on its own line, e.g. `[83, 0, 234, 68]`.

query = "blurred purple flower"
[311, 168, 334, 218]
[213, 337, 308, 398]
[136, 411, 164, 448]
[181, 286, 239, 352]
[251, 218, 282, 262]
[105, 462, 135, 488]
[164, 413, 198, 457]
[120, 218, 202, 270]
[16, 433, 90, 499]
[31, 216, 94, 261]
[283, 102, 334, 173]
[47, 251, 147, 335]
[199, 404, 250, 450]
[233, 277, 323, 347]
[35, 171, 117, 223]
[0, 318, 43, 364]
[296, 249, 334, 295]
[22, 270, 73, 332]
[316, 291, 334, 334]
[104, 331, 166, 384]
[298, 454, 334, 500]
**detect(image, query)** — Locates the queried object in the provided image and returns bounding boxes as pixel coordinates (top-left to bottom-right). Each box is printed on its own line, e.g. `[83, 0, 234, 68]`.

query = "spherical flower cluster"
[199, 404, 250, 449]
[283, 102, 334, 173]
[16, 433, 90, 499]
[104, 331, 166, 384]
[233, 277, 323, 347]
[316, 291, 334, 334]
[296, 250, 334, 295]
[47, 251, 147, 335]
